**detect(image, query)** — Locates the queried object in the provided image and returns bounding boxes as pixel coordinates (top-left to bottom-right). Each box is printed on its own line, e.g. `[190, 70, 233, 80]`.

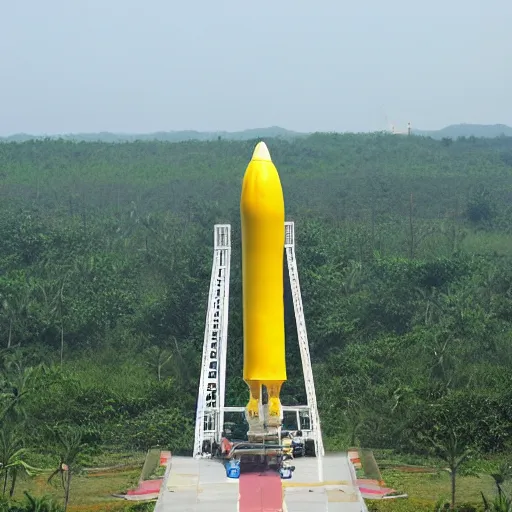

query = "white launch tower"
[193, 222, 324, 459]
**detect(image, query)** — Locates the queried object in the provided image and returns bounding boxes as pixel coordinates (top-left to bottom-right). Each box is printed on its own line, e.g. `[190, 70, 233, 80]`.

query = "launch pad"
[154, 221, 367, 511]
[154, 454, 366, 512]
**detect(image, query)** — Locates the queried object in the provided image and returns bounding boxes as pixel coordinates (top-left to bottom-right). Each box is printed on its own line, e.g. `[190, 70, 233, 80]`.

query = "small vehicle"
[291, 438, 305, 457]
[225, 459, 240, 479]
[281, 431, 305, 458]
[280, 460, 296, 479]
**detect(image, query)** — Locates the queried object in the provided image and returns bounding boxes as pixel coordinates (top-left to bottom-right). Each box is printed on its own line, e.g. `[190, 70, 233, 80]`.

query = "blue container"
[280, 467, 293, 479]
[226, 460, 240, 479]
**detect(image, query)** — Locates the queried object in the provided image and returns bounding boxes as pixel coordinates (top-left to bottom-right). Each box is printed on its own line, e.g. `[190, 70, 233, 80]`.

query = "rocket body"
[240, 142, 286, 422]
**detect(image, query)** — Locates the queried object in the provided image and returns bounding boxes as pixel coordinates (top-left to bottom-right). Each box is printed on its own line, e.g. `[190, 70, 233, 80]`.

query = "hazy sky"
[1, 0, 510, 135]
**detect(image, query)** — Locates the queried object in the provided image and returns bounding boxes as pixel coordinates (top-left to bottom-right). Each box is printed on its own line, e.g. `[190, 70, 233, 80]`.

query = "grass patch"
[12, 462, 143, 511]
[381, 469, 496, 503]
[83, 450, 146, 471]
[364, 450, 512, 510]
[148, 465, 167, 480]
[18, 468, 140, 509]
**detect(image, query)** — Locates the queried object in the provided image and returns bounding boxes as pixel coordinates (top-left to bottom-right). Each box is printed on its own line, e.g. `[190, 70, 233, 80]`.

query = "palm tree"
[0, 429, 39, 498]
[0, 363, 36, 424]
[35, 276, 68, 367]
[47, 427, 83, 512]
[0, 285, 31, 350]
[491, 463, 512, 491]
[482, 485, 512, 512]
[419, 427, 473, 510]
[144, 345, 173, 382]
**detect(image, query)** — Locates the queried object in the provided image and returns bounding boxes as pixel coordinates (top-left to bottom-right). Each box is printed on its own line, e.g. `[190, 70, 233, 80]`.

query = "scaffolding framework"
[285, 222, 324, 457]
[194, 222, 323, 457]
[193, 225, 231, 457]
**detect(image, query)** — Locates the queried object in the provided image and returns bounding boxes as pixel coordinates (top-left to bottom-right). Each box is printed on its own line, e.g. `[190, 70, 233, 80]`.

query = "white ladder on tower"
[193, 224, 231, 458]
[285, 221, 325, 457]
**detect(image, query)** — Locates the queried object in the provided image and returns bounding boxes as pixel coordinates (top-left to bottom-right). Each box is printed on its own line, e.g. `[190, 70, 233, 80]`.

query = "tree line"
[1, 133, 512, 509]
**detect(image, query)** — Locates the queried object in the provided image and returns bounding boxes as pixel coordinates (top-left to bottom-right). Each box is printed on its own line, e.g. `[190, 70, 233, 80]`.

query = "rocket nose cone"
[251, 141, 272, 162]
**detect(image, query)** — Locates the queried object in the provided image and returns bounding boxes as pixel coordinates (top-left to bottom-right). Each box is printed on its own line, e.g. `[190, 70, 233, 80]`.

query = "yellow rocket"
[240, 141, 286, 423]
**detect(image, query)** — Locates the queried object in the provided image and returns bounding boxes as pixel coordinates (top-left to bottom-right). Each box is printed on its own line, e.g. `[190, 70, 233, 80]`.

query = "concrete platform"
[154, 453, 367, 511]
[154, 457, 238, 512]
[283, 454, 367, 511]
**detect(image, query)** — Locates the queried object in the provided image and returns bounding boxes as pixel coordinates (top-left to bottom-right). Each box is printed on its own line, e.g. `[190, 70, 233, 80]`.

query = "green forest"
[2, 133, 512, 511]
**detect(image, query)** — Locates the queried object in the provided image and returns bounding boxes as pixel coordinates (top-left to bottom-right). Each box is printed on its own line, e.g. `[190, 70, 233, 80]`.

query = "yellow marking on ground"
[282, 480, 351, 488]
[167, 472, 199, 490]
[326, 489, 359, 502]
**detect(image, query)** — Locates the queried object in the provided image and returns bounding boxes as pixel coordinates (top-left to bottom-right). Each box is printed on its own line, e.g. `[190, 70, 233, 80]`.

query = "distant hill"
[3, 123, 512, 143]
[413, 123, 512, 139]
[0, 126, 308, 143]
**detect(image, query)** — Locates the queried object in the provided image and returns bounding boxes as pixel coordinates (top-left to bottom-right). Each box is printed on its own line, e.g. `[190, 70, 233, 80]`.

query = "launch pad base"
[154, 453, 367, 511]
[245, 403, 281, 443]
[226, 442, 284, 459]
[246, 424, 280, 444]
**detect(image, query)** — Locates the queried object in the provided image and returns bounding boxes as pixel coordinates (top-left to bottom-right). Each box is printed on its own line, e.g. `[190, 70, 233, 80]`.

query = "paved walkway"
[284, 454, 367, 512]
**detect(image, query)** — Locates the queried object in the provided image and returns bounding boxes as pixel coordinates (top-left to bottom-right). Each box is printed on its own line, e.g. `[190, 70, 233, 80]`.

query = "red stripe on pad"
[239, 471, 283, 512]
[359, 486, 394, 495]
[126, 479, 163, 495]
[160, 451, 171, 465]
